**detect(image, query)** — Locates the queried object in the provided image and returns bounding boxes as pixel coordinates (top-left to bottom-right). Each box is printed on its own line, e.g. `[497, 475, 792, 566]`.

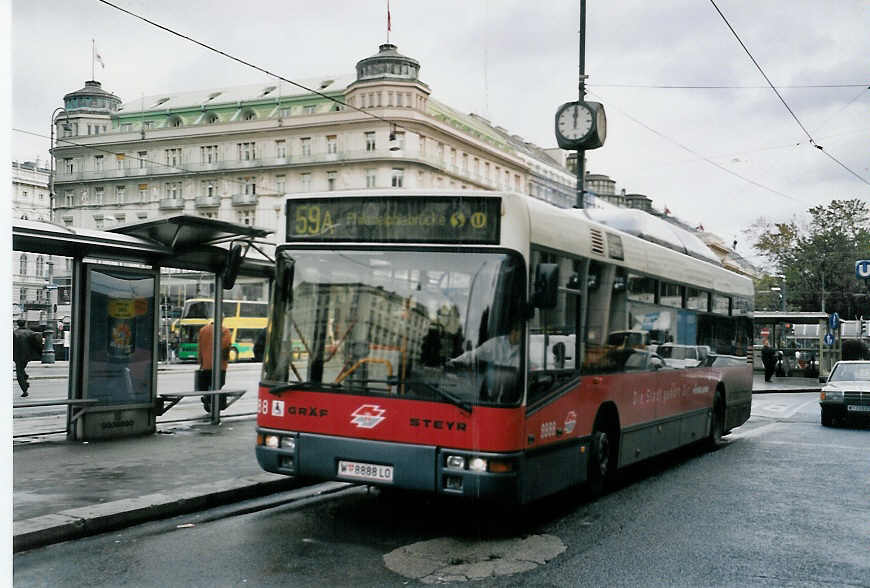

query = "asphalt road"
[13, 392, 870, 586]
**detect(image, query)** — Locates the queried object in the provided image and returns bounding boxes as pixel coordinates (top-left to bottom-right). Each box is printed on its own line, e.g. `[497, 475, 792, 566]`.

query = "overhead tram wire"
[95, 0, 410, 136]
[709, 0, 870, 188]
[589, 83, 869, 89]
[586, 90, 806, 205]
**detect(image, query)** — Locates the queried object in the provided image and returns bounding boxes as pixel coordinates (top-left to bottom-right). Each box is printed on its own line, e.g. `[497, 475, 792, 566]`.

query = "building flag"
[387, 0, 391, 42]
[95, 47, 105, 68]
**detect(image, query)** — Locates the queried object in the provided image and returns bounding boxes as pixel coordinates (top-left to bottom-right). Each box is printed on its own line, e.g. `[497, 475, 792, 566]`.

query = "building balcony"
[231, 193, 257, 206]
[195, 194, 221, 208]
[159, 198, 185, 210]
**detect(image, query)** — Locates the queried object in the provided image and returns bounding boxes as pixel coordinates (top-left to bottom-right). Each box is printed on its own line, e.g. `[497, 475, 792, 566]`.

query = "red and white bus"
[256, 190, 753, 503]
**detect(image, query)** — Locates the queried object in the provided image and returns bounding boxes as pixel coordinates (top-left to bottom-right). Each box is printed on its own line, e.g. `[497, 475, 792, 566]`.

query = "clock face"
[557, 103, 593, 140]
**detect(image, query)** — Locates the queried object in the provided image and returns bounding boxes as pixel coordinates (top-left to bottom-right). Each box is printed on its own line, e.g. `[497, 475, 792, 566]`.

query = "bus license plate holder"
[847, 405, 870, 413]
[337, 460, 394, 483]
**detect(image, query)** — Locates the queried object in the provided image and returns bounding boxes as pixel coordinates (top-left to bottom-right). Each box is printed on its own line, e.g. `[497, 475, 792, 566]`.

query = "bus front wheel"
[587, 423, 614, 499]
[706, 390, 725, 449]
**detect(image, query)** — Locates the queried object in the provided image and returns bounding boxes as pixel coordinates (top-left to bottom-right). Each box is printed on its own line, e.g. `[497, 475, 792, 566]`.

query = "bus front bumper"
[256, 428, 523, 502]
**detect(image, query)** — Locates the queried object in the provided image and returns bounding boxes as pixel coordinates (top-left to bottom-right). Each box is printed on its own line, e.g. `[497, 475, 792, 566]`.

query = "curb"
[13, 474, 304, 553]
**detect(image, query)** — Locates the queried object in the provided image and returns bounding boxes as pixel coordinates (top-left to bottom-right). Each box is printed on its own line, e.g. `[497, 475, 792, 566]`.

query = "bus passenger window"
[527, 251, 582, 407]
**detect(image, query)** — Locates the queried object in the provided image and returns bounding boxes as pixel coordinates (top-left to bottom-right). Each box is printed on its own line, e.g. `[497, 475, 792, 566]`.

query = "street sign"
[829, 312, 840, 330]
[824, 332, 834, 346]
[856, 260, 870, 279]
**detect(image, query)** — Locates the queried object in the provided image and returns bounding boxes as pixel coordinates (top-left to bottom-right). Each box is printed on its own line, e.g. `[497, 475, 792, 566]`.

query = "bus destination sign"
[286, 196, 501, 244]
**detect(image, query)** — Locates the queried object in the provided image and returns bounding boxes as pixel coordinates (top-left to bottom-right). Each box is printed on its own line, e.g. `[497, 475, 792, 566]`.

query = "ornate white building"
[11, 160, 58, 323]
[51, 44, 578, 233]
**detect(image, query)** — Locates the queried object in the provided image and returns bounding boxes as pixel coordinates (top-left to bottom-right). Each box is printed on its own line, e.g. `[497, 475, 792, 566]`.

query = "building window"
[276, 139, 287, 159]
[201, 145, 219, 164]
[365, 132, 376, 152]
[138, 185, 148, 203]
[327, 171, 337, 191]
[236, 177, 256, 196]
[243, 110, 256, 121]
[19, 255, 27, 275]
[238, 209, 254, 225]
[205, 113, 219, 124]
[143, 121, 154, 130]
[419, 135, 426, 155]
[514, 174, 521, 192]
[275, 175, 286, 193]
[301, 173, 312, 192]
[121, 123, 132, 132]
[450, 148, 457, 167]
[94, 186, 104, 205]
[165, 182, 181, 200]
[438, 143, 445, 163]
[391, 168, 404, 188]
[300, 137, 311, 157]
[326, 135, 337, 154]
[64, 190, 73, 207]
[36, 257, 44, 277]
[138, 151, 147, 168]
[64, 158, 74, 173]
[94, 217, 104, 230]
[81, 190, 88, 204]
[202, 180, 217, 197]
[94, 155, 104, 171]
[366, 168, 377, 188]
[238, 142, 256, 161]
[462, 153, 468, 173]
[165, 148, 181, 167]
[169, 116, 182, 128]
[393, 131, 405, 150]
[303, 104, 316, 115]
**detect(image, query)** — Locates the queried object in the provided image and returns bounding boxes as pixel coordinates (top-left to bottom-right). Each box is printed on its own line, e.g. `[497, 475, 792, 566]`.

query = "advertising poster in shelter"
[85, 267, 155, 405]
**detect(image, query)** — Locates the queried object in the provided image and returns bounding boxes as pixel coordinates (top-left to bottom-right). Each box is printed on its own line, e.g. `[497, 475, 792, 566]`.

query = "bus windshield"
[262, 249, 525, 407]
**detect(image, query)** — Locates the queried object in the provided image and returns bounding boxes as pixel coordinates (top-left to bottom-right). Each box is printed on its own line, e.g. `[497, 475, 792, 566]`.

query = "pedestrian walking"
[197, 320, 231, 411]
[12, 319, 43, 397]
[761, 341, 776, 382]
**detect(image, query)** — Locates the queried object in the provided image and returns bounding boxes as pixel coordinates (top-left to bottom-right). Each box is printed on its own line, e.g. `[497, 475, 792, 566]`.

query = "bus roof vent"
[590, 227, 605, 256]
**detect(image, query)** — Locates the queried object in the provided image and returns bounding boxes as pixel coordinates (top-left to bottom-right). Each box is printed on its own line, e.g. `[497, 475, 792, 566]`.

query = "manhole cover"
[383, 534, 566, 583]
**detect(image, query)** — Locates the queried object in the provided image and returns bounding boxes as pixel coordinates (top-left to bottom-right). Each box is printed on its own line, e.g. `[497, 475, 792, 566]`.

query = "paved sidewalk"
[752, 372, 822, 393]
[12, 415, 302, 552]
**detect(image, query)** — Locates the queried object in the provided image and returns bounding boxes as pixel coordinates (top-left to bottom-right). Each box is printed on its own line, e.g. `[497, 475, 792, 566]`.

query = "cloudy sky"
[7, 0, 869, 257]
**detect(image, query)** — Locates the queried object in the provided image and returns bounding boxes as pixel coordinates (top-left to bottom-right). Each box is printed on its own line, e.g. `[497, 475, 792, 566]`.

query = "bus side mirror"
[221, 243, 244, 290]
[276, 250, 295, 305]
[532, 263, 559, 309]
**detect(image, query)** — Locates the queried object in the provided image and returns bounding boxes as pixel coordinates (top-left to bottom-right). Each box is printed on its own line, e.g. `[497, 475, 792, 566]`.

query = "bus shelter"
[12, 216, 273, 440]
[753, 311, 841, 381]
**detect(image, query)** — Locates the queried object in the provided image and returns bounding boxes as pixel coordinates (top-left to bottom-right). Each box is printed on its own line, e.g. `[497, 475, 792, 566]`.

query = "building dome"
[63, 80, 122, 114]
[353, 43, 423, 84]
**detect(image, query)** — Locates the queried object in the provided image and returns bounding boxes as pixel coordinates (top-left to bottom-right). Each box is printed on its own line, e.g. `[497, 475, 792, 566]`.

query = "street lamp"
[42, 108, 70, 364]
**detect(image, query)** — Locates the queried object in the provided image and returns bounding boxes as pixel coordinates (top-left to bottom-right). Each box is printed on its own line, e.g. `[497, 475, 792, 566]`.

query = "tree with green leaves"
[746, 199, 870, 317]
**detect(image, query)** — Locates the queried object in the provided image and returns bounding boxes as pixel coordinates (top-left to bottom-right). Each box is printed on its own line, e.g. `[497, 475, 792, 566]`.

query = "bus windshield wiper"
[405, 380, 472, 414]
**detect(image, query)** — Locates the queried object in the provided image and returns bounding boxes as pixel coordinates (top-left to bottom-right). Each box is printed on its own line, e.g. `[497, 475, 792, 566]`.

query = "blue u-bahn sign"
[856, 260, 870, 279]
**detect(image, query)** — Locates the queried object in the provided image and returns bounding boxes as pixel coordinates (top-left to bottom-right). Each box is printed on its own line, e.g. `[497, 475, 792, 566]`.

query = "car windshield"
[262, 249, 526, 407]
[829, 363, 870, 382]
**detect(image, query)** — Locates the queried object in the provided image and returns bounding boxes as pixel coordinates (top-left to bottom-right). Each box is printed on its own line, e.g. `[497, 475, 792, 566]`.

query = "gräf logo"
[350, 404, 386, 429]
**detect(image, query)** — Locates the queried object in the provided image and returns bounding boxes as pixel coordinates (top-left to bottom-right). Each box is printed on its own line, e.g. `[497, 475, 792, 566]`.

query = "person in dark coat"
[12, 319, 42, 397]
[761, 342, 776, 382]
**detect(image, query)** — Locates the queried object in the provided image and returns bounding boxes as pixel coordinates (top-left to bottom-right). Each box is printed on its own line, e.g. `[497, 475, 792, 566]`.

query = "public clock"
[554, 100, 606, 150]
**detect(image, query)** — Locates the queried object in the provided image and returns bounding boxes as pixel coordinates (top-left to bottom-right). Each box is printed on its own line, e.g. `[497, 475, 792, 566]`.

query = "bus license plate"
[847, 405, 870, 412]
[337, 460, 394, 483]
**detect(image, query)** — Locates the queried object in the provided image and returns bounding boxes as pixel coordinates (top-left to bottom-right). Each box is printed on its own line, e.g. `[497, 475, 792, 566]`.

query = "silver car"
[819, 360, 870, 427]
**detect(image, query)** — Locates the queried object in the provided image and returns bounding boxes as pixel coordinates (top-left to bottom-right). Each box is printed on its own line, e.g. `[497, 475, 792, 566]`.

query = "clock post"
[553, 0, 606, 208]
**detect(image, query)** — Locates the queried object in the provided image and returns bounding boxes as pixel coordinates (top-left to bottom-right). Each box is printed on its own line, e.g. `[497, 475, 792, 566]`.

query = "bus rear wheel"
[706, 390, 725, 449]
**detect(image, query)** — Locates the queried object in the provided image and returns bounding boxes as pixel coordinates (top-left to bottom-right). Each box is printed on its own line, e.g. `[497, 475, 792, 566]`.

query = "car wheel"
[821, 406, 833, 427]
